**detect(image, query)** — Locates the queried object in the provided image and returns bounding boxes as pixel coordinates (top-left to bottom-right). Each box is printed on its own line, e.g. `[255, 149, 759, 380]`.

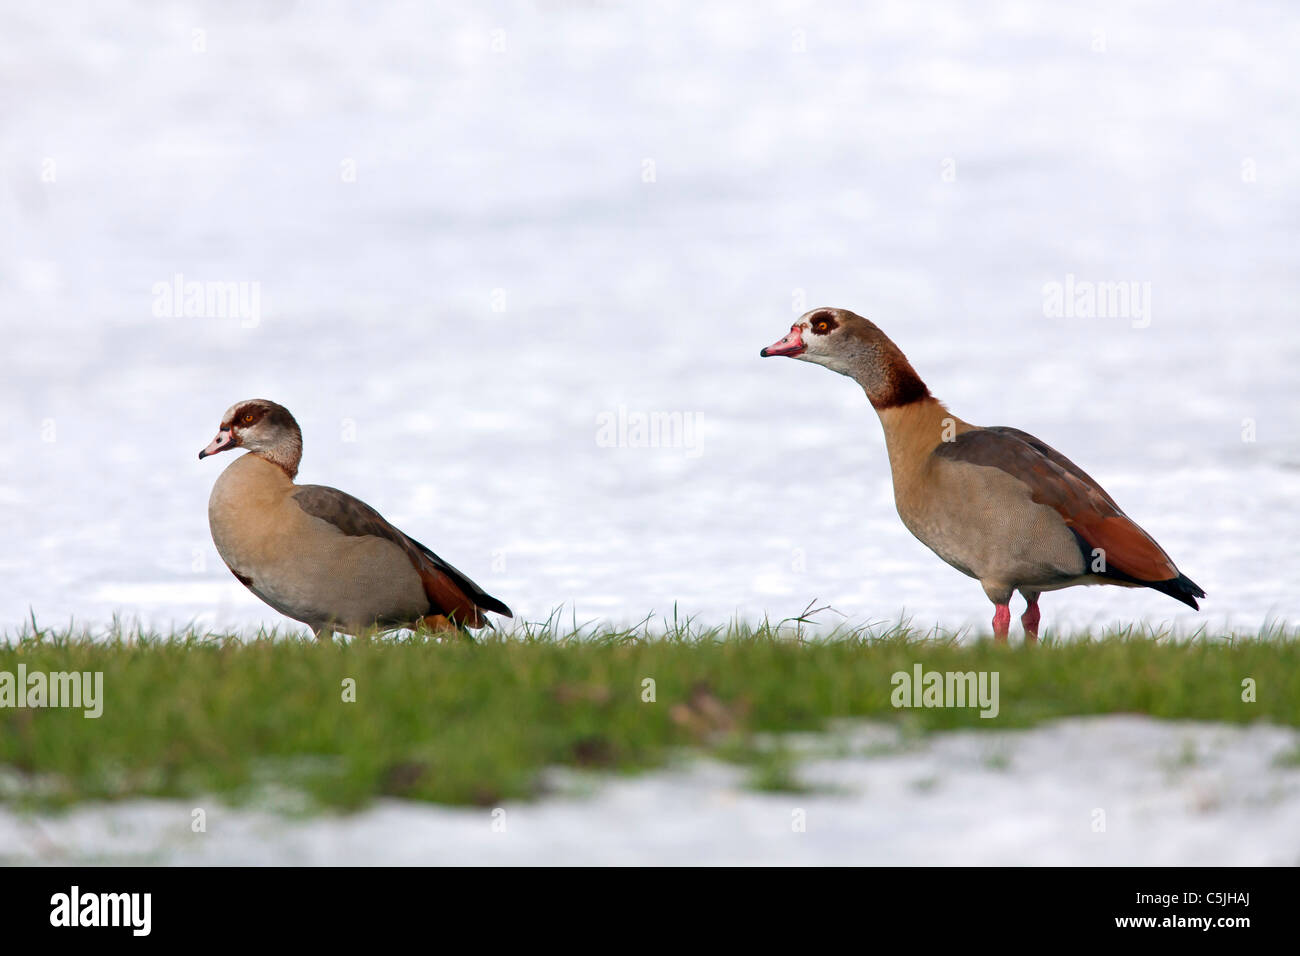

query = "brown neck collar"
[252, 449, 299, 480]
[865, 356, 931, 410]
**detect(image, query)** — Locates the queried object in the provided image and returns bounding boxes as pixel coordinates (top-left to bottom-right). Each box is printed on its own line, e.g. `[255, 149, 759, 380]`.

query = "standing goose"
[198, 399, 511, 635]
[760, 308, 1204, 641]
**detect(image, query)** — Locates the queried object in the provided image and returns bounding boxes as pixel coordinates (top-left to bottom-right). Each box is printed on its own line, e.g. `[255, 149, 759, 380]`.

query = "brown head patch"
[226, 400, 298, 433]
[228, 403, 266, 429]
[798, 308, 933, 409]
[807, 310, 840, 335]
[216, 399, 304, 478]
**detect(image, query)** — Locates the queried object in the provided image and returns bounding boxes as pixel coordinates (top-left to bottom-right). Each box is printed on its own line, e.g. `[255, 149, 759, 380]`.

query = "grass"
[1, 611, 1297, 812]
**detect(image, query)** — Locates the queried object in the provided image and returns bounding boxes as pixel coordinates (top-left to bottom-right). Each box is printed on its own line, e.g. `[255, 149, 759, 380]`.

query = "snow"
[1, 0, 1298, 637]
[4, 717, 1298, 864]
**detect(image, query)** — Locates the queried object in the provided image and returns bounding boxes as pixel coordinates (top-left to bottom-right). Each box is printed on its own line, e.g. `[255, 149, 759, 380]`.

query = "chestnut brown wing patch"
[932, 427, 1180, 584]
[291, 485, 511, 624]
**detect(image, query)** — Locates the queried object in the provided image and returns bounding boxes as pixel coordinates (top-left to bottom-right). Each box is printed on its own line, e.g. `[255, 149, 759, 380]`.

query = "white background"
[2, 0, 1297, 637]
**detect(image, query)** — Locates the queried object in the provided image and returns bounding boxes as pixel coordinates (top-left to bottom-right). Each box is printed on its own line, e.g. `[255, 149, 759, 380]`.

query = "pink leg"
[1021, 598, 1041, 643]
[992, 604, 1011, 642]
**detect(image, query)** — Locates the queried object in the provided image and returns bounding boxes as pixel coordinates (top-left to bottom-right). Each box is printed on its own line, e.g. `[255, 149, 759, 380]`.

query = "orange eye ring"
[813, 321, 829, 334]
[242, 413, 254, 424]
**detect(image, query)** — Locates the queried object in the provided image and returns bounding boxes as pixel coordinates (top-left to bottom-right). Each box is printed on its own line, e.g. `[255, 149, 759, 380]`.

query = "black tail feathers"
[1147, 573, 1205, 611]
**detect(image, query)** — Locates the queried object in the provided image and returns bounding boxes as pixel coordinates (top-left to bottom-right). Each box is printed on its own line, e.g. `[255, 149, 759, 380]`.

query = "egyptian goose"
[760, 308, 1204, 641]
[198, 399, 512, 635]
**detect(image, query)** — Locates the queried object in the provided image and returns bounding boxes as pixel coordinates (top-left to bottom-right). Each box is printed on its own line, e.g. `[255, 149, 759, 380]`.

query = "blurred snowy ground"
[1, 0, 1298, 637]
[4, 717, 1298, 864]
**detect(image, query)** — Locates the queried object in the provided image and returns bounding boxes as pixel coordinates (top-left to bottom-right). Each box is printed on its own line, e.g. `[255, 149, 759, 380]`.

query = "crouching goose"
[760, 308, 1204, 641]
[198, 399, 512, 635]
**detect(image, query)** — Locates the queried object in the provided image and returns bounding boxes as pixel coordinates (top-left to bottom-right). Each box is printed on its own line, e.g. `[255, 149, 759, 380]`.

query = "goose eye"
[242, 413, 254, 424]
[813, 321, 829, 334]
